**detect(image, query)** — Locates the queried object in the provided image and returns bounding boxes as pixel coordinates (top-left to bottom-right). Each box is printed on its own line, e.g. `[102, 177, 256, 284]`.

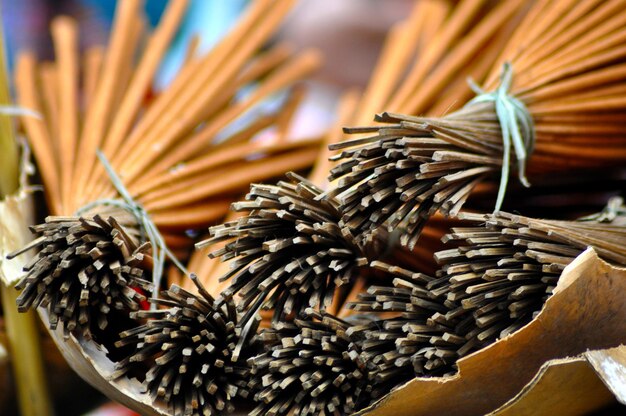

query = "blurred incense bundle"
[328, 0, 626, 249]
[12, 0, 321, 347]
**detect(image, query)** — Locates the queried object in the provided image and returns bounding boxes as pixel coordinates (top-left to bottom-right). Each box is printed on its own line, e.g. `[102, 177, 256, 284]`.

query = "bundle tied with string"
[11, 0, 322, 362]
[328, 63, 535, 250]
[327, 0, 626, 250]
[13, 0, 322, 271]
[11, 152, 187, 344]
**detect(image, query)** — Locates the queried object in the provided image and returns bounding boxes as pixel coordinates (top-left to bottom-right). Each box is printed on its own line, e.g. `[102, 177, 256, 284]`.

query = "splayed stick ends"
[199, 172, 369, 325]
[248, 308, 369, 416]
[429, 205, 626, 355]
[10, 206, 152, 341]
[115, 274, 260, 415]
[347, 261, 458, 396]
[327, 111, 501, 250]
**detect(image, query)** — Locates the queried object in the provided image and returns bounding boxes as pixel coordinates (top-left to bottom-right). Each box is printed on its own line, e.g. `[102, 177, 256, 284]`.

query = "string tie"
[77, 150, 188, 306]
[468, 62, 535, 213]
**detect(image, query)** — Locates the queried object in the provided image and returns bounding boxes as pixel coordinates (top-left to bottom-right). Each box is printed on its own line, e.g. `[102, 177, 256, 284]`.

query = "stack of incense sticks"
[327, 0, 626, 250]
[12, 0, 321, 346]
[9, 0, 626, 415]
[173, 2, 626, 412]
[114, 274, 260, 415]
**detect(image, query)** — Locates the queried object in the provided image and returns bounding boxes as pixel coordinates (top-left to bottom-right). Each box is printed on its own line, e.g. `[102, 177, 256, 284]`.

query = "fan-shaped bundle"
[200, 172, 368, 325]
[328, 0, 626, 249]
[247, 308, 370, 416]
[12, 0, 320, 344]
[114, 274, 260, 415]
[428, 199, 626, 353]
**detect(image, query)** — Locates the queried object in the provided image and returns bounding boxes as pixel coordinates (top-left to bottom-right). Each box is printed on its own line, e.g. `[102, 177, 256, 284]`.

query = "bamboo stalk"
[0, 26, 18, 195]
[0, 289, 53, 416]
[0, 14, 53, 415]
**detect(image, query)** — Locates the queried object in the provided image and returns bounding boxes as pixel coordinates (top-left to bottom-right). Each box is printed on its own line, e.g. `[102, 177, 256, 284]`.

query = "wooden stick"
[51, 17, 79, 212]
[82, 47, 104, 111]
[14, 53, 61, 213]
[72, 0, 141, 211]
[37, 62, 60, 155]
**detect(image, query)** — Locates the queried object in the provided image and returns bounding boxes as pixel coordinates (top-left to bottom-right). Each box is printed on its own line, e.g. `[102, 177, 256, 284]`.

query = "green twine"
[77, 150, 189, 306]
[467, 62, 535, 213]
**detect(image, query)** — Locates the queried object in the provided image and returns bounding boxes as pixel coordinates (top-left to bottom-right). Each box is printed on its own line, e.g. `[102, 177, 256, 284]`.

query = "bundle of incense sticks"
[9, 211, 153, 340]
[199, 172, 369, 326]
[346, 261, 458, 395]
[428, 200, 626, 354]
[12, 0, 321, 345]
[247, 309, 370, 416]
[343, 197, 626, 397]
[114, 274, 260, 415]
[327, 0, 626, 249]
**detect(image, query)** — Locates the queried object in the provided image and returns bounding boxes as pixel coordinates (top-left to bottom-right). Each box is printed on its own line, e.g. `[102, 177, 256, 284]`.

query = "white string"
[77, 150, 189, 306]
[467, 62, 535, 213]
